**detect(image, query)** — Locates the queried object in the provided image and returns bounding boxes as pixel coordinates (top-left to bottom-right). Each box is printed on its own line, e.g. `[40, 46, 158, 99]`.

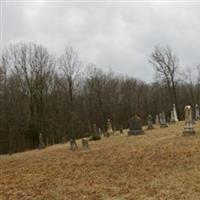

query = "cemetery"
[1, 2, 200, 199]
[1, 105, 200, 199]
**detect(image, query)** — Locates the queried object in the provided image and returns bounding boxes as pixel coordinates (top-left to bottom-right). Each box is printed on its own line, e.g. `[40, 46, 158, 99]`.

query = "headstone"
[147, 114, 154, 129]
[170, 110, 175, 123]
[91, 123, 101, 140]
[128, 114, 144, 135]
[195, 104, 200, 120]
[183, 105, 195, 135]
[38, 133, 45, 149]
[173, 104, 179, 122]
[159, 112, 168, 128]
[69, 138, 78, 151]
[155, 114, 160, 126]
[106, 119, 113, 137]
[98, 128, 102, 137]
[82, 138, 89, 150]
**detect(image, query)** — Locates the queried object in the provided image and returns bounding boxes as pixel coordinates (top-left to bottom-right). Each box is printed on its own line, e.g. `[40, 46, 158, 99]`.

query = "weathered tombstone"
[69, 138, 78, 151]
[147, 114, 154, 129]
[82, 138, 89, 150]
[195, 104, 200, 121]
[105, 119, 113, 137]
[155, 114, 160, 126]
[183, 105, 195, 135]
[91, 123, 101, 140]
[128, 114, 144, 135]
[38, 133, 45, 149]
[173, 104, 179, 122]
[170, 110, 175, 123]
[159, 112, 168, 128]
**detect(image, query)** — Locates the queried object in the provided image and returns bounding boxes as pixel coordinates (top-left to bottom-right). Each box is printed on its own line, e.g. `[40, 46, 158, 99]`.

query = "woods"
[0, 42, 199, 154]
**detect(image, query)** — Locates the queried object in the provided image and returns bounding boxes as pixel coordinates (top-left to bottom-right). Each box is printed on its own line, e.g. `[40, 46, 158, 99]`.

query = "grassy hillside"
[1, 121, 200, 200]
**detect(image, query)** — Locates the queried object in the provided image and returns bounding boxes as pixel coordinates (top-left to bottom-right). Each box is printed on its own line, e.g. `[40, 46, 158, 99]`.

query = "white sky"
[1, 0, 200, 82]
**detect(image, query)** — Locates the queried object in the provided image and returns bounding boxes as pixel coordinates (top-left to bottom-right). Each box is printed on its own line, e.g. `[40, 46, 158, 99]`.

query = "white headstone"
[107, 119, 113, 135]
[183, 105, 195, 135]
[173, 104, 179, 122]
[159, 112, 168, 128]
[170, 110, 175, 123]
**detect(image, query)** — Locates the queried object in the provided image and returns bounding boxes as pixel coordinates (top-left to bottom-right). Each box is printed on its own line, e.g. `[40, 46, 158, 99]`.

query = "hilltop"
[1, 121, 200, 200]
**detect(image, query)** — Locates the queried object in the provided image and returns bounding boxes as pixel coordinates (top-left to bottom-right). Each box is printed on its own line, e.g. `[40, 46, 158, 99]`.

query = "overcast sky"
[1, 0, 200, 82]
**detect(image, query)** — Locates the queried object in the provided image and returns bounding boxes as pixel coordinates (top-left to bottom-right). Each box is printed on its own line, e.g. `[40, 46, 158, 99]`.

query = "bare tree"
[0, 52, 9, 153]
[59, 47, 81, 106]
[149, 45, 179, 109]
[1, 41, 200, 154]
[59, 47, 82, 138]
[6, 43, 54, 148]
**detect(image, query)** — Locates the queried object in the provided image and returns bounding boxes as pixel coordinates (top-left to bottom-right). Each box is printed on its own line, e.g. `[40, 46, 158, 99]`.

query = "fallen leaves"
[0, 121, 200, 200]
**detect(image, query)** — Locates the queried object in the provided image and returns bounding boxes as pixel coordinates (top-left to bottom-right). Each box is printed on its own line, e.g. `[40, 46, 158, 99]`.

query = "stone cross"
[38, 133, 45, 149]
[159, 112, 168, 128]
[147, 114, 154, 129]
[195, 104, 200, 120]
[183, 105, 195, 135]
[128, 114, 144, 135]
[173, 104, 179, 122]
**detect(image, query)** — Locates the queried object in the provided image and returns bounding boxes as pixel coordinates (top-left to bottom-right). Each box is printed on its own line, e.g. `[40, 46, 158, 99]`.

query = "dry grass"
[1, 121, 200, 200]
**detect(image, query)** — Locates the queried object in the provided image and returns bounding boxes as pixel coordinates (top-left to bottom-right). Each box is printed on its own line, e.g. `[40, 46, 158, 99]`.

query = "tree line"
[0, 42, 199, 154]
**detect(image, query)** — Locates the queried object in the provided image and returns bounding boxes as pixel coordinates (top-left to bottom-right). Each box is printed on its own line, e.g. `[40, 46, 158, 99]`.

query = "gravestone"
[38, 133, 45, 149]
[82, 138, 89, 150]
[173, 104, 179, 122]
[183, 105, 195, 135]
[106, 119, 113, 137]
[170, 110, 175, 123]
[69, 138, 78, 151]
[155, 114, 160, 126]
[195, 104, 200, 120]
[147, 114, 154, 129]
[159, 112, 168, 128]
[98, 128, 102, 136]
[128, 114, 144, 135]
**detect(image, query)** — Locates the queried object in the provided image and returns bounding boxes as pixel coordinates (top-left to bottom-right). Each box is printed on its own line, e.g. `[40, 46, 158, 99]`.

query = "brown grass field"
[1, 121, 200, 200]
